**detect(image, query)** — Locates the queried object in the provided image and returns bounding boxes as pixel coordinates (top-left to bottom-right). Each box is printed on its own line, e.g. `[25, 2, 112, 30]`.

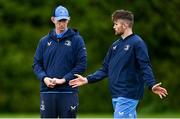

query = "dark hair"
[112, 9, 134, 28]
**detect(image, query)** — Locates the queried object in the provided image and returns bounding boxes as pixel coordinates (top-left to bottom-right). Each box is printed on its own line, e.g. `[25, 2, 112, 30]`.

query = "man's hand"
[44, 77, 56, 88]
[69, 74, 88, 88]
[53, 78, 66, 85]
[152, 82, 168, 99]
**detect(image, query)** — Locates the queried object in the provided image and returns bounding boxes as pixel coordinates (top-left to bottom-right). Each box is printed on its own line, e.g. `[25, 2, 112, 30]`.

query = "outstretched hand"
[69, 74, 88, 88]
[152, 82, 168, 99]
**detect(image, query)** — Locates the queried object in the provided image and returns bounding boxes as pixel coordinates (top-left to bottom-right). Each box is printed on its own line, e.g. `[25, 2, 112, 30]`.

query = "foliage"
[0, 0, 179, 113]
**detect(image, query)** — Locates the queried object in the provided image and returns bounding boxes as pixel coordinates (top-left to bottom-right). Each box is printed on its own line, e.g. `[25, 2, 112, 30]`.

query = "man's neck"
[121, 28, 133, 39]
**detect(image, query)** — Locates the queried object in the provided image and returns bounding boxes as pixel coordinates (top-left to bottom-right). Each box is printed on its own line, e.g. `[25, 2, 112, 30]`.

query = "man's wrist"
[43, 77, 47, 81]
[43, 77, 49, 82]
[85, 77, 89, 83]
[62, 78, 66, 83]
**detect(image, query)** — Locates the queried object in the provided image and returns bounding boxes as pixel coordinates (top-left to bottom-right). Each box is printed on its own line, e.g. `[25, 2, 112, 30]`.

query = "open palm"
[152, 83, 168, 99]
[69, 74, 88, 88]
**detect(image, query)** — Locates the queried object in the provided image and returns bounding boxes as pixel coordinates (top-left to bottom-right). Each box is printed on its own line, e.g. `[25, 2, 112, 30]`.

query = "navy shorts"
[40, 92, 78, 118]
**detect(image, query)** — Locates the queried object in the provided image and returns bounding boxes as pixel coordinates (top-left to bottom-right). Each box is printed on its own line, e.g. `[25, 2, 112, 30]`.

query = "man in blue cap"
[33, 5, 87, 118]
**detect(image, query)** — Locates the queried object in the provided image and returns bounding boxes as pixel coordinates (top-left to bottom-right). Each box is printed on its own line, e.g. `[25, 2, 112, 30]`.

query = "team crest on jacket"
[65, 40, 71, 46]
[124, 45, 130, 51]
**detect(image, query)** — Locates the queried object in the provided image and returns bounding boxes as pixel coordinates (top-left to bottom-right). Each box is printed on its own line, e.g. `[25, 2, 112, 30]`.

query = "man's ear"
[51, 17, 55, 23]
[123, 22, 129, 29]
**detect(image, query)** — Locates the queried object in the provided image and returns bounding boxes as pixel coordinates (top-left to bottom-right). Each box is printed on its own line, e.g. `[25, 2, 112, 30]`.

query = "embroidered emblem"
[40, 100, 45, 111]
[70, 106, 76, 111]
[47, 41, 52, 46]
[65, 40, 71, 46]
[113, 45, 117, 50]
[119, 111, 124, 116]
[124, 45, 130, 51]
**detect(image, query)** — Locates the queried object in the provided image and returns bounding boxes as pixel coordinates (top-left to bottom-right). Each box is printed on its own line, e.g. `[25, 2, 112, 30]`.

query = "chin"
[115, 32, 121, 36]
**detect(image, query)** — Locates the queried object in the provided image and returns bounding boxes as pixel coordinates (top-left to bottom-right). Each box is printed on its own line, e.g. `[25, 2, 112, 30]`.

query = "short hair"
[112, 9, 134, 28]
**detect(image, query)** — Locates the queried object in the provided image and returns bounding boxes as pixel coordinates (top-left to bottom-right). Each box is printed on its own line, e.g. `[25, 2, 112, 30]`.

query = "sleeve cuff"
[39, 72, 47, 81]
[148, 82, 157, 90]
[63, 74, 73, 82]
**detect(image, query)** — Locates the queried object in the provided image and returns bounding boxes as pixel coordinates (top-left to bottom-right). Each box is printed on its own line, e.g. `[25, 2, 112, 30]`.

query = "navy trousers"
[40, 92, 78, 118]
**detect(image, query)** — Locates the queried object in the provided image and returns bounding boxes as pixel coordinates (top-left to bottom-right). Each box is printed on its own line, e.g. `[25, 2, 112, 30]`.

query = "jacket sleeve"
[86, 47, 112, 83]
[32, 39, 47, 81]
[63, 36, 87, 82]
[135, 40, 157, 89]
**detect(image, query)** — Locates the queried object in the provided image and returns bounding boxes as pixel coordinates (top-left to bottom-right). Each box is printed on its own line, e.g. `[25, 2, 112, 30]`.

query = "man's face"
[113, 19, 126, 36]
[52, 17, 69, 33]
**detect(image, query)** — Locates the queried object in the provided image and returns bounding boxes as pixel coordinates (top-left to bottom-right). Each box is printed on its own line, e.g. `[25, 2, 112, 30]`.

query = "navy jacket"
[87, 34, 156, 99]
[33, 28, 87, 92]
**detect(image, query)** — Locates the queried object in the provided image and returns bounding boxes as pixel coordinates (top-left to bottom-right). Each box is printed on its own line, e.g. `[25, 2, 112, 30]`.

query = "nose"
[113, 25, 116, 29]
[57, 22, 64, 27]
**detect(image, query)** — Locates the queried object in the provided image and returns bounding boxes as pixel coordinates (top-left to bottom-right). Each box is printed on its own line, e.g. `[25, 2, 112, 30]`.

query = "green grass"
[78, 113, 113, 118]
[0, 113, 39, 118]
[0, 112, 180, 118]
[138, 112, 180, 118]
[79, 113, 180, 118]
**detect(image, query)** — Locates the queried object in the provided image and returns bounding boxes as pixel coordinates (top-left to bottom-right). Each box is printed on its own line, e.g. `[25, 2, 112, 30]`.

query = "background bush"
[0, 0, 179, 113]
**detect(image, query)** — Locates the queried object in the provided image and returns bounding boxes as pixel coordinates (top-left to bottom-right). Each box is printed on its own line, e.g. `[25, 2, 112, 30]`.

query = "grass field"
[0, 112, 180, 118]
[79, 113, 180, 118]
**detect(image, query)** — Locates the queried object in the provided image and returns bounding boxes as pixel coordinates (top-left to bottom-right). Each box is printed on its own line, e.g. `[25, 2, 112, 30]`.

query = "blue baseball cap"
[53, 5, 70, 21]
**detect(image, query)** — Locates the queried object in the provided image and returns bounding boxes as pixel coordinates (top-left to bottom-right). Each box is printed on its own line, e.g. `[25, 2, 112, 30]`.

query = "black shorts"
[40, 92, 78, 118]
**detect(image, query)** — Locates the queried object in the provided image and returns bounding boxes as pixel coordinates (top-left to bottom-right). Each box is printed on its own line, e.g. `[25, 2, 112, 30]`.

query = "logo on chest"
[47, 41, 52, 46]
[65, 40, 72, 46]
[124, 44, 130, 51]
[112, 45, 117, 50]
